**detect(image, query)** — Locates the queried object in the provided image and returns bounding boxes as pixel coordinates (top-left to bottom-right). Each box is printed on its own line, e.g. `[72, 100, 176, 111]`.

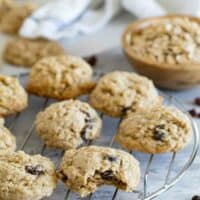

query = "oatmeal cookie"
[57, 146, 140, 197]
[3, 38, 65, 67]
[36, 100, 102, 150]
[116, 105, 192, 154]
[0, 3, 34, 34]
[0, 74, 28, 116]
[27, 55, 95, 99]
[0, 0, 13, 21]
[0, 117, 4, 125]
[0, 123, 16, 151]
[0, 151, 57, 200]
[90, 71, 161, 117]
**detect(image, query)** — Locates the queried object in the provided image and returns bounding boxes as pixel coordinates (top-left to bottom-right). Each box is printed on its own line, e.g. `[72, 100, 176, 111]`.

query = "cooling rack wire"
[6, 72, 199, 200]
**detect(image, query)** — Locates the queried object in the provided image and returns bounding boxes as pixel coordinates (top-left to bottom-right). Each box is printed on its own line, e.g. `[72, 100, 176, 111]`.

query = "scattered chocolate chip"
[105, 155, 117, 162]
[101, 170, 115, 180]
[84, 55, 98, 67]
[192, 195, 200, 200]
[25, 165, 45, 176]
[153, 125, 166, 141]
[189, 109, 198, 117]
[195, 97, 200, 106]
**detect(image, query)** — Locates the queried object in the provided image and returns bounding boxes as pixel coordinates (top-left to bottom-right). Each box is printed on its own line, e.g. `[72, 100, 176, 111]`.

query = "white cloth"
[20, 0, 121, 40]
[19, 0, 200, 40]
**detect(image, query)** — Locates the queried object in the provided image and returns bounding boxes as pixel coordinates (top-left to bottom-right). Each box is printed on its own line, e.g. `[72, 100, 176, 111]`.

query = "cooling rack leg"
[143, 154, 154, 198]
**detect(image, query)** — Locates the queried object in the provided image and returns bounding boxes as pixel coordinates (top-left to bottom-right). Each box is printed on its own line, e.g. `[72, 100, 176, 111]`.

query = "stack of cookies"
[0, 1, 192, 199]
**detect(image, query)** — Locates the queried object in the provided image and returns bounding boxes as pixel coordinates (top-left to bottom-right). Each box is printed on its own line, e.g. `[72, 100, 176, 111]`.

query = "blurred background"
[13, 0, 200, 56]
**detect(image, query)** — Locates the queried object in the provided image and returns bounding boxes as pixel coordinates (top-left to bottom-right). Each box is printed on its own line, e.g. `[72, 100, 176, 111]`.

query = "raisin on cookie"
[0, 151, 57, 200]
[36, 100, 102, 150]
[27, 55, 95, 99]
[116, 105, 192, 154]
[89, 71, 161, 117]
[57, 146, 140, 197]
[0, 74, 28, 116]
[3, 38, 65, 67]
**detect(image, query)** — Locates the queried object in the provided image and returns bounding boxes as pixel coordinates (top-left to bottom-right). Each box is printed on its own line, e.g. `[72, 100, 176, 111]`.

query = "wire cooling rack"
[5, 72, 199, 200]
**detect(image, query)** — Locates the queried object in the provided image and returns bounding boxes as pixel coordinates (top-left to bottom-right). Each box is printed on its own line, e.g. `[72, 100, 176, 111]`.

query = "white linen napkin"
[19, 0, 200, 40]
[20, 0, 121, 40]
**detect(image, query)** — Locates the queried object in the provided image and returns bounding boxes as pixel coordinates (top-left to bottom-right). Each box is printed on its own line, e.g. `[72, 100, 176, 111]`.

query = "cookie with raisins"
[57, 146, 140, 197]
[116, 105, 191, 154]
[0, 151, 57, 200]
[36, 100, 102, 150]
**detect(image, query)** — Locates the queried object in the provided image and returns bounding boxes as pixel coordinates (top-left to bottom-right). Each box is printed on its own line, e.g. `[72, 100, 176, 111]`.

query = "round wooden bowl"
[122, 15, 200, 90]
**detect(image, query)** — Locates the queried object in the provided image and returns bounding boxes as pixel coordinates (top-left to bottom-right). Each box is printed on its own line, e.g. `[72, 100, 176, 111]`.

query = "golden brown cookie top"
[57, 146, 140, 197]
[90, 71, 161, 117]
[27, 55, 94, 99]
[0, 74, 28, 116]
[3, 38, 65, 67]
[116, 105, 191, 154]
[0, 151, 57, 200]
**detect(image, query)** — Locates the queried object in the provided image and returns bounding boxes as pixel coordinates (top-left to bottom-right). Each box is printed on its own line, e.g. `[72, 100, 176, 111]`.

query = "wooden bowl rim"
[122, 14, 200, 71]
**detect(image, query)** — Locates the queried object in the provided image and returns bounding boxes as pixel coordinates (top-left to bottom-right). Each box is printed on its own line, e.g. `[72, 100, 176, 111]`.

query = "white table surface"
[0, 9, 200, 200]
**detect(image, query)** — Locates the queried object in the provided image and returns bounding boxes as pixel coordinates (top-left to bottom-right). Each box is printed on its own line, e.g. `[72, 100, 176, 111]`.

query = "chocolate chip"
[192, 195, 200, 200]
[84, 55, 98, 67]
[153, 125, 166, 141]
[101, 170, 115, 180]
[25, 165, 45, 176]
[195, 97, 200, 106]
[105, 155, 117, 162]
